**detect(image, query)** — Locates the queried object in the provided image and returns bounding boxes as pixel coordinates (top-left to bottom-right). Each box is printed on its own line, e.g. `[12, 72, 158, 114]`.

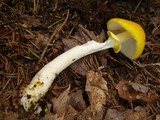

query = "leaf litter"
[85, 70, 108, 119]
[116, 80, 160, 103]
[45, 70, 108, 120]
[105, 106, 147, 120]
[0, 0, 160, 120]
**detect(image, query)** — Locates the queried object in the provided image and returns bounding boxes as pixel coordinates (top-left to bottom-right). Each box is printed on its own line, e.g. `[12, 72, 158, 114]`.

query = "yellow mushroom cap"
[107, 18, 146, 59]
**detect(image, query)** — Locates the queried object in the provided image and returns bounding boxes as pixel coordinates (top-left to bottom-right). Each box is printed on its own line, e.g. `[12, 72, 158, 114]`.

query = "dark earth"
[0, 0, 160, 120]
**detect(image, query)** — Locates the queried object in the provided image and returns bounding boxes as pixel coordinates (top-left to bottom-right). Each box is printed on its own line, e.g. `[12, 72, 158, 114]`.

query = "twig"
[0, 78, 11, 95]
[134, 61, 160, 67]
[133, 0, 143, 13]
[33, 0, 40, 14]
[78, 24, 97, 40]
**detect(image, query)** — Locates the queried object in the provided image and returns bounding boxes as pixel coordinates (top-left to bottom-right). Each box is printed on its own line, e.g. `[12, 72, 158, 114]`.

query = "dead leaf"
[104, 106, 147, 120]
[43, 113, 59, 120]
[64, 105, 78, 120]
[24, 33, 50, 47]
[105, 109, 132, 120]
[22, 15, 42, 28]
[70, 57, 89, 76]
[69, 89, 87, 111]
[55, 117, 64, 120]
[76, 107, 93, 120]
[116, 80, 160, 102]
[0, 112, 18, 120]
[140, 90, 160, 103]
[78, 24, 106, 43]
[85, 70, 108, 118]
[44, 113, 65, 120]
[62, 25, 90, 51]
[124, 106, 147, 120]
[115, 80, 139, 102]
[23, 34, 36, 40]
[34, 33, 50, 47]
[86, 86, 106, 113]
[62, 35, 82, 51]
[51, 86, 79, 120]
[62, 24, 106, 49]
[52, 85, 71, 117]
[156, 114, 160, 120]
[86, 70, 108, 91]
[128, 81, 149, 94]
[77, 106, 107, 120]
[0, 97, 10, 108]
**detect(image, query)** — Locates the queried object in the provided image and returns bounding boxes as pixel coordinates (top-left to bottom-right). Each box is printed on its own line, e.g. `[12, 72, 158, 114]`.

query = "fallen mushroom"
[21, 18, 146, 111]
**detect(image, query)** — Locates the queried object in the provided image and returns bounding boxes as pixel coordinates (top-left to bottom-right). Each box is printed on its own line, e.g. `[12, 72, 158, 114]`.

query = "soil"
[0, 0, 160, 120]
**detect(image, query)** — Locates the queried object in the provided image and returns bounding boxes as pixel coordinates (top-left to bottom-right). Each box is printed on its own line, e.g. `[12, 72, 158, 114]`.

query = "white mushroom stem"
[21, 31, 132, 111]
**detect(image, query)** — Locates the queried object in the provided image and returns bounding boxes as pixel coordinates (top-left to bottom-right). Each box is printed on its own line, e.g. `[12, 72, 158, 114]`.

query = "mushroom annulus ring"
[20, 18, 146, 112]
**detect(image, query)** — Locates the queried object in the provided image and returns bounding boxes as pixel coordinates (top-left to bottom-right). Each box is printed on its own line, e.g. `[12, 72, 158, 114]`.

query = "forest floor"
[0, 0, 160, 120]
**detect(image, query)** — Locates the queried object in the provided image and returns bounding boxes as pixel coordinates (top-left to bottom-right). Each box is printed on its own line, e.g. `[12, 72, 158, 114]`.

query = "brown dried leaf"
[51, 86, 80, 120]
[86, 86, 106, 113]
[24, 33, 50, 47]
[76, 107, 93, 120]
[116, 80, 139, 102]
[95, 29, 106, 42]
[52, 85, 71, 117]
[78, 24, 106, 43]
[140, 91, 160, 103]
[116, 80, 160, 102]
[22, 15, 42, 28]
[65, 105, 78, 120]
[105, 106, 147, 120]
[23, 34, 36, 40]
[62, 37, 80, 51]
[43, 113, 60, 120]
[156, 114, 160, 120]
[85, 70, 108, 117]
[62, 25, 90, 51]
[70, 57, 89, 76]
[128, 81, 149, 94]
[69, 89, 87, 111]
[124, 106, 147, 120]
[34, 33, 50, 47]
[55, 117, 65, 120]
[0, 97, 10, 108]
[77, 106, 105, 120]
[44, 113, 64, 120]
[105, 109, 132, 120]
[62, 24, 106, 50]
[0, 112, 18, 120]
[86, 70, 108, 91]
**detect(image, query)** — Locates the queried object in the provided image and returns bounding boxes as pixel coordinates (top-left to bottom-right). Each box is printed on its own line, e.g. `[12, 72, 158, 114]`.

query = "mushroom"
[21, 18, 146, 111]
